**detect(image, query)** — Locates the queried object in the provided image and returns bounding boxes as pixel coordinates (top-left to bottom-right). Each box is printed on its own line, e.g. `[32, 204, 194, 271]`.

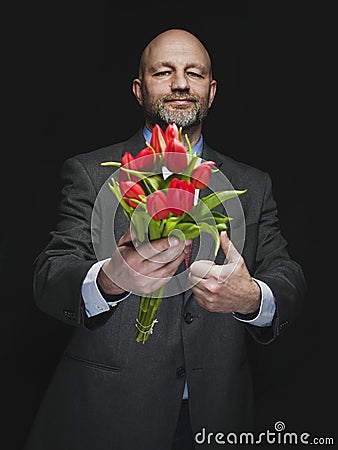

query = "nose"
[170, 71, 190, 91]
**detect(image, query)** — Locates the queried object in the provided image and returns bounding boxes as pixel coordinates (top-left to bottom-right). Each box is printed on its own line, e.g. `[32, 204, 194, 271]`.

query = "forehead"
[143, 35, 211, 72]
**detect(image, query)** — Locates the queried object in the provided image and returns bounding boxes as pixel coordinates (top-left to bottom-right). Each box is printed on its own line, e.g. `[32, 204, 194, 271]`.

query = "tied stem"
[135, 285, 165, 343]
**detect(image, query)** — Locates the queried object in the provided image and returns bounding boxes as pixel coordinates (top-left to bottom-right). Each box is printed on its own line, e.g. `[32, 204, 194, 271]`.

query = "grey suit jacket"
[25, 128, 306, 450]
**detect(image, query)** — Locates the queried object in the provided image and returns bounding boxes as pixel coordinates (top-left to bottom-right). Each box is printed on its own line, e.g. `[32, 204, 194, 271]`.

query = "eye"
[153, 70, 171, 77]
[187, 71, 204, 79]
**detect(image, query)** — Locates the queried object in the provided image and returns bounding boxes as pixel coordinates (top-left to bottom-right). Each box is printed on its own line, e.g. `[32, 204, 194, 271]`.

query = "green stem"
[135, 285, 166, 343]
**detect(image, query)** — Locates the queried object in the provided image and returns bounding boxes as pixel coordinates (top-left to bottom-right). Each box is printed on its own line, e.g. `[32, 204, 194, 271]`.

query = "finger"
[191, 290, 208, 309]
[138, 237, 191, 264]
[189, 272, 205, 286]
[140, 235, 179, 258]
[220, 231, 241, 264]
[130, 276, 171, 296]
[129, 251, 188, 295]
[189, 273, 208, 288]
[118, 227, 133, 247]
[189, 260, 216, 279]
[190, 273, 221, 297]
[190, 277, 205, 294]
[207, 263, 237, 283]
[150, 248, 187, 275]
[189, 272, 202, 284]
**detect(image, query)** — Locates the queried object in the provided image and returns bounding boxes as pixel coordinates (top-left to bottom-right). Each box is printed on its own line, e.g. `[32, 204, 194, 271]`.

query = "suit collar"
[202, 142, 234, 186]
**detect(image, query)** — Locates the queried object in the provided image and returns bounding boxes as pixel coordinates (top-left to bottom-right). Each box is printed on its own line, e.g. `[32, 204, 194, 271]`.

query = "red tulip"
[121, 151, 134, 167]
[167, 178, 195, 216]
[190, 161, 217, 189]
[134, 147, 156, 172]
[119, 152, 138, 182]
[164, 138, 188, 173]
[150, 124, 167, 154]
[165, 123, 179, 141]
[119, 181, 145, 208]
[146, 191, 169, 221]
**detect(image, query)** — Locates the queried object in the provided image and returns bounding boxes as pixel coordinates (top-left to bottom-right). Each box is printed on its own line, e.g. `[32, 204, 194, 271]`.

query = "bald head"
[139, 29, 213, 79]
[132, 28, 217, 142]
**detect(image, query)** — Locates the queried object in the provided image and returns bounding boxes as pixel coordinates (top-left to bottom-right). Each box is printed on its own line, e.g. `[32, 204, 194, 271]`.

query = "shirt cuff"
[233, 278, 276, 327]
[81, 259, 132, 317]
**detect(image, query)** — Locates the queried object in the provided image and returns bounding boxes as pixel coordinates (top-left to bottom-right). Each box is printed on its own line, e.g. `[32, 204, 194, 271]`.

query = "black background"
[2, 2, 334, 449]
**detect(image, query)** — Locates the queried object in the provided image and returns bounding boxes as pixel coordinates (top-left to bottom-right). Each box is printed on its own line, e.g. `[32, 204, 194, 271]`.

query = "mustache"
[162, 94, 199, 102]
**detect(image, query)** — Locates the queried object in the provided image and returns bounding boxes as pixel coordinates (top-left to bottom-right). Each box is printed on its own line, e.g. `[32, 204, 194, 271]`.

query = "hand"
[189, 231, 261, 314]
[98, 228, 191, 295]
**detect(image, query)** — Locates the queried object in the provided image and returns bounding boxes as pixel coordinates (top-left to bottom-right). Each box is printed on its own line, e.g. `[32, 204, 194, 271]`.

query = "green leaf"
[145, 141, 156, 155]
[184, 200, 214, 222]
[199, 222, 221, 256]
[101, 161, 121, 167]
[212, 211, 233, 224]
[108, 180, 133, 219]
[201, 189, 247, 210]
[182, 154, 200, 176]
[141, 174, 164, 193]
[170, 222, 201, 240]
[148, 218, 163, 241]
[179, 126, 183, 142]
[120, 166, 159, 178]
[157, 128, 167, 152]
[162, 173, 190, 188]
[130, 208, 149, 244]
[162, 216, 182, 236]
[184, 133, 193, 156]
[216, 223, 228, 231]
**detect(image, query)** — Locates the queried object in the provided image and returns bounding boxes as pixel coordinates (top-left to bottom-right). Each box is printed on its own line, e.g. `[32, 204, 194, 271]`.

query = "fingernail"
[169, 237, 180, 246]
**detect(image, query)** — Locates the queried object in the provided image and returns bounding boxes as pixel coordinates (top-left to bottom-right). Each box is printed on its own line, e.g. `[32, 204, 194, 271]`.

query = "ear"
[208, 79, 217, 108]
[132, 78, 143, 106]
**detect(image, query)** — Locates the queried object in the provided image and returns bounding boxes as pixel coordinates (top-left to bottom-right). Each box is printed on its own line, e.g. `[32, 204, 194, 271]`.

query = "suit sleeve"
[245, 172, 307, 344]
[33, 156, 115, 328]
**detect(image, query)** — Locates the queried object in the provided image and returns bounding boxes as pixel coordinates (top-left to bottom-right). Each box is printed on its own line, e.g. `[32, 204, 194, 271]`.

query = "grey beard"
[142, 95, 210, 130]
[157, 107, 203, 129]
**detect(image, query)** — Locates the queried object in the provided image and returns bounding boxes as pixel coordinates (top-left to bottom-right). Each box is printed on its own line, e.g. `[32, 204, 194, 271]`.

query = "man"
[25, 29, 306, 450]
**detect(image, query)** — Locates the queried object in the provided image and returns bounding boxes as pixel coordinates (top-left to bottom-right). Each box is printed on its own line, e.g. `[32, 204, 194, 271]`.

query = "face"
[133, 31, 217, 131]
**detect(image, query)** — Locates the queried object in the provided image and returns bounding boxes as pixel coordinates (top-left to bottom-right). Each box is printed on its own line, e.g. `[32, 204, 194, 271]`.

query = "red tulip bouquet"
[101, 123, 246, 343]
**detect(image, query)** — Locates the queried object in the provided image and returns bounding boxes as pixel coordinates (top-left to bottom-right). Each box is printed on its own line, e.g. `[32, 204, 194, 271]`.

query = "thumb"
[220, 231, 240, 263]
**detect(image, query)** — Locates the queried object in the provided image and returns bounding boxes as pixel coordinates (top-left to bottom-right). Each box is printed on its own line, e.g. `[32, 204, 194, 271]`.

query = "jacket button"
[279, 320, 289, 331]
[184, 312, 194, 324]
[176, 367, 186, 378]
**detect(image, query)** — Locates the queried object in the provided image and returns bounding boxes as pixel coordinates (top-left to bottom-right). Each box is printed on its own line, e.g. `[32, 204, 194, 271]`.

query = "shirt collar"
[142, 125, 203, 157]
